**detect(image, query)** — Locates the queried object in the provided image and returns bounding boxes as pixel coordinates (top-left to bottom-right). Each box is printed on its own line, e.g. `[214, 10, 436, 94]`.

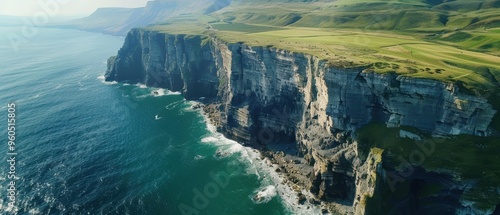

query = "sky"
[0, 0, 150, 17]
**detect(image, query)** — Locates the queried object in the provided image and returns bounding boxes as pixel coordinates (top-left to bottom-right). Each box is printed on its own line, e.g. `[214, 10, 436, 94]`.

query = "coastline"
[103, 28, 500, 214]
[198, 102, 323, 215]
[100, 79, 323, 214]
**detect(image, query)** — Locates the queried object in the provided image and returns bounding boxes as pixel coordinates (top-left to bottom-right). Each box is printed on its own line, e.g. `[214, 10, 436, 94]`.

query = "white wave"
[98, 77, 181, 98]
[187, 101, 200, 105]
[199, 113, 321, 215]
[155, 115, 162, 120]
[104, 81, 118, 85]
[3, 203, 16, 213]
[151, 88, 181, 97]
[201, 129, 256, 163]
[167, 91, 181, 95]
[250, 185, 277, 204]
[205, 118, 218, 133]
[97, 75, 118, 85]
[135, 83, 147, 89]
[194, 155, 205, 160]
[165, 100, 184, 110]
[201, 136, 219, 143]
[152, 89, 165, 97]
[28, 208, 40, 214]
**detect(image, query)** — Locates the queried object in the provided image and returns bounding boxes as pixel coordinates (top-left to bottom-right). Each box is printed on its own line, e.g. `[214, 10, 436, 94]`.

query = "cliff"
[105, 29, 499, 214]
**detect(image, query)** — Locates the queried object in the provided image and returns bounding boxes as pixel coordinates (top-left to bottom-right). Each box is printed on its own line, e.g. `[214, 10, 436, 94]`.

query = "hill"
[145, 0, 500, 94]
[108, 1, 500, 213]
[58, 0, 232, 35]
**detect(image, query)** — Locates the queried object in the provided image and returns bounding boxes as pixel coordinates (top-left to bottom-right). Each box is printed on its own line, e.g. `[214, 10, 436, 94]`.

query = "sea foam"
[199, 112, 321, 215]
[97, 75, 117, 85]
[250, 185, 277, 204]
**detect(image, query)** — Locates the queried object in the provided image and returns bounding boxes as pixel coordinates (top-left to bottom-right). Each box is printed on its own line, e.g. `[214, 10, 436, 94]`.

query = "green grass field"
[144, 0, 500, 212]
[206, 23, 500, 92]
[148, 21, 500, 92]
[147, 0, 500, 92]
[148, 21, 500, 211]
[433, 28, 500, 53]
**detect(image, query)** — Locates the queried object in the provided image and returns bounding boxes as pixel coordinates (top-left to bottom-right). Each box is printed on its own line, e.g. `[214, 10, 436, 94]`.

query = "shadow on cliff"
[366, 167, 469, 215]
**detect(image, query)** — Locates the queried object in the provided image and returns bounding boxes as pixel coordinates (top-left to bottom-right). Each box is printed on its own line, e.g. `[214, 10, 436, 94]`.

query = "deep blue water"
[0, 27, 318, 215]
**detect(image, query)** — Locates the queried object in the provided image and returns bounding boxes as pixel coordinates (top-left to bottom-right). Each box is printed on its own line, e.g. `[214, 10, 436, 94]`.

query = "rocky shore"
[105, 29, 498, 214]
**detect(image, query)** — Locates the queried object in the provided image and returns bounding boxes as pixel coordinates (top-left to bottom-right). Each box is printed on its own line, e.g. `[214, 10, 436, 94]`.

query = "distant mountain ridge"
[62, 0, 500, 36]
[59, 0, 232, 36]
[212, 0, 500, 31]
[101, 1, 500, 214]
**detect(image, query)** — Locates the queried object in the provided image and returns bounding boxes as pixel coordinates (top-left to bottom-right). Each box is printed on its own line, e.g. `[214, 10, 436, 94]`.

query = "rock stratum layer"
[105, 29, 498, 214]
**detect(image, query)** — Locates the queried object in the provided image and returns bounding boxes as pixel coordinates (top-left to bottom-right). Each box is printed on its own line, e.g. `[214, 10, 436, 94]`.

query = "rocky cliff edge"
[105, 29, 499, 214]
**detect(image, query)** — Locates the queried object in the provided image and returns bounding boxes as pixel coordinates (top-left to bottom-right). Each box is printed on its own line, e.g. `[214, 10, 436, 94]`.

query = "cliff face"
[106, 29, 496, 137]
[105, 29, 498, 214]
[106, 30, 219, 98]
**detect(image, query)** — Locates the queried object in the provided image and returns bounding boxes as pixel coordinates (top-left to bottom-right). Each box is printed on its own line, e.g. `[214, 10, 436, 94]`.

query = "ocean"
[0, 27, 320, 214]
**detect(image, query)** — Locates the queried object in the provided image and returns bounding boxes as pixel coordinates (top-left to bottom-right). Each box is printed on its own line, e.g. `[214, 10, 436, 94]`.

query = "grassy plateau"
[148, 0, 500, 93]
[144, 0, 500, 211]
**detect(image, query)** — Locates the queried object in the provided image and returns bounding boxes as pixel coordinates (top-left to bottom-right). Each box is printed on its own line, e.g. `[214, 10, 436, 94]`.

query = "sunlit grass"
[208, 23, 500, 90]
[144, 21, 500, 91]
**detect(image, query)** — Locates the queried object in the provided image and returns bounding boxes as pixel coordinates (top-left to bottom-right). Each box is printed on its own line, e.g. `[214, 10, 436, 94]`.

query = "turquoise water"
[0, 27, 301, 214]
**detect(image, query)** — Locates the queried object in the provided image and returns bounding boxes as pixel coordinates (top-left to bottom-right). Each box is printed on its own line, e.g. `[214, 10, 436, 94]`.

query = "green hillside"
[147, 0, 500, 110]
[143, 0, 500, 212]
[148, 0, 500, 93]
[212, 0, 500, 31]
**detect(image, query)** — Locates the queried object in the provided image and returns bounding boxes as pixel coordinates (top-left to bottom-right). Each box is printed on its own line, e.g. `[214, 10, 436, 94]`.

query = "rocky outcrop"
[105, 29, 498, 214]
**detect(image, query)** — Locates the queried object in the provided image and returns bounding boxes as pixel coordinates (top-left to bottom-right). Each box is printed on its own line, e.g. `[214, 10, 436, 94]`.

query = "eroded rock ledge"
[105, 29, 498, 214]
